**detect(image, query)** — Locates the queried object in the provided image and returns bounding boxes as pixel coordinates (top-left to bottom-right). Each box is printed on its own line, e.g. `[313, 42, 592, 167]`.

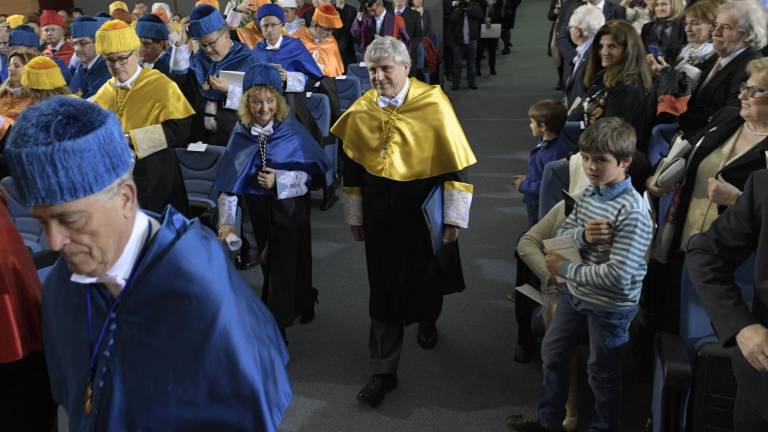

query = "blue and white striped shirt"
[557, 177, 653, 310]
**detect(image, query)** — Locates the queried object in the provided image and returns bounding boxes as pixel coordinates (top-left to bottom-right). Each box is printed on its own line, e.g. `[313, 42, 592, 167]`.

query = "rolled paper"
[226, 232, 243, 251]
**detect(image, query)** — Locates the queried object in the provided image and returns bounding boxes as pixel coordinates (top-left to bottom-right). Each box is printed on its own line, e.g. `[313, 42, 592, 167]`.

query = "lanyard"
[83, 218, 153, 416]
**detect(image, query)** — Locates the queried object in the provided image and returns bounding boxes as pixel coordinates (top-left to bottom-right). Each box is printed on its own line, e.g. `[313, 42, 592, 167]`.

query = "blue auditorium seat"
[306, 93, 337, 187]
[538, 159, 570, 220]
[347, 63, 372, 93]
[174, 145, 227, 211]
[648, 123, 679, 167]
[1, 176, 48, 252]
[335, 75, 362, 112]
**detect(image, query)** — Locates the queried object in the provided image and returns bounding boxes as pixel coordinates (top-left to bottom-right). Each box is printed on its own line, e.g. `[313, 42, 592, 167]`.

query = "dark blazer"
[395, 7, 424, 64]
[640, 17, 687, 62]
[672, 107, 768, 250]
[679, 48, 763, 139]
[687, 168, 768, 420]
[335, 3, 359, 66]
[557, 0, 626, 66]
[563, 43, 592, 108]
[449, 0, 484, 43]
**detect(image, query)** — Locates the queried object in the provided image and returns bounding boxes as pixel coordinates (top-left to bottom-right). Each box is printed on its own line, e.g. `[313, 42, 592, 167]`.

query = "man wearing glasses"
[68, 16, 111, 99]
[91, 19, 194, 216]
[170, 4, 261, 147]
[297, 4, 345, 78]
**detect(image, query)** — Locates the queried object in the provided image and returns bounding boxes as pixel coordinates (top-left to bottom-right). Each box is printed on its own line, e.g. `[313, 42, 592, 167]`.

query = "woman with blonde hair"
[641, 0, 687, 61]
[214, 64, 332, 342]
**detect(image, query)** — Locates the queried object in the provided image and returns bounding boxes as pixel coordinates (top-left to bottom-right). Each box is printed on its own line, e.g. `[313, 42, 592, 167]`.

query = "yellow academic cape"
[331, 78, 477, 181]
[92, 67, 195, 158]
[297, 32, 345, 78]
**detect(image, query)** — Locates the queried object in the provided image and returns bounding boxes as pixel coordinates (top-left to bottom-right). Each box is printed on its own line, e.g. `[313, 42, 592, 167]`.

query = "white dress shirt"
[377, 77, 411, 108]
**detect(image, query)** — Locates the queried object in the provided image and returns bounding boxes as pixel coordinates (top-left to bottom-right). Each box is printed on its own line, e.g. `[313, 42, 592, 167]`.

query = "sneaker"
[505, 414, 562, 431]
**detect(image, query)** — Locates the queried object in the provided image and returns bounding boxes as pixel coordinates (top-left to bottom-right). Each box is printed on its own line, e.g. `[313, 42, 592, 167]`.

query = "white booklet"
[219, 70, 245, 89]
[543, 235, 582, 284]
[515, 284, 544, 306]
[480, 23, 501, 39]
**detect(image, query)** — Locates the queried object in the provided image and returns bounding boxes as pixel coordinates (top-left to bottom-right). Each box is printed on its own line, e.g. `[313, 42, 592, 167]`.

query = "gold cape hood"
[331, 78, 477, 181]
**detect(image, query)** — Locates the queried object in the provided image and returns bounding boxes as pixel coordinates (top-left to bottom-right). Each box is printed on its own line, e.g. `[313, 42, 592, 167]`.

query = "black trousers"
[0, 351, 57, 432]
[735, 386, 768, 431]
[452, 42, 477, 86]
[476, 38, 498, 73]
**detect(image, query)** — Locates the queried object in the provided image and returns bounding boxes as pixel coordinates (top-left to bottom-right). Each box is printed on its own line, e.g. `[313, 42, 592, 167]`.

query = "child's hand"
[544, 250, 565, 276]
[512, 175, 526, 192]
[584, 219, 612, 244]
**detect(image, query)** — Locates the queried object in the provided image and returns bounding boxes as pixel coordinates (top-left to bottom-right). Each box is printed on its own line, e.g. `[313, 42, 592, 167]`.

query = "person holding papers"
[507, 118, 653, 432]
[91, 19, 194, 215]
[214, 64, 332, 342]
[331, 36, 476, 408]
[170, 4, 262, 146]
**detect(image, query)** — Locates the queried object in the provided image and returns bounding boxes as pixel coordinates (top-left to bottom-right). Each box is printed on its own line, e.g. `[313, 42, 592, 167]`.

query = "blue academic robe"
[214, 116, 333, 195]
[188, 42, 261, 101]
[68, 56, 111, 99]
[52, 56, 73, 84]
[43, 207, 292, 432]
[151, 51, 171, 76]
[253, 37, 323, 90]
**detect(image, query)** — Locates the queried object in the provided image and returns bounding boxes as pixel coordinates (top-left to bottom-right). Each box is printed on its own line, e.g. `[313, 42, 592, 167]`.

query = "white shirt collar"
[394, 6, 406, 14]
[377, 78, 410, 108]
[251, 120, 275, 136]
[376, 9, 387, 21]
[112, 65, 142, 89]
[85, 54, 101, 70]
[336, 0, 345, 8]
[70, 211, 151, 295]
[52, 39, 65, 51]
[266, 35, 284, 50]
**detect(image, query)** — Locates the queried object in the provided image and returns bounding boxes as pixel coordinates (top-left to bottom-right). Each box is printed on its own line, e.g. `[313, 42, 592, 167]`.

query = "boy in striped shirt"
[508, 118, 654, 432]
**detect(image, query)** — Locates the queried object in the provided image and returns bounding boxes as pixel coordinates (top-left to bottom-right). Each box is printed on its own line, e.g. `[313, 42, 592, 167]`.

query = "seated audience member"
[351, 0, 410, 52]
[646, 0, 717, 118]
[109, 1, 135, 24]
[3, 96, 292, 431]
[571, 20, 653, 151]
[68, 16, 111, 98]
[170, 4, 261, 146]
[40, 10, 74, 65]
[507, 117, 653, 432]
[0, 191, 56, 431]
[641, 0, 686, 62]
[621, 0, 652, 34]
[9, 24, 72, 83]
[280, 0, 310, 37]
[512, 99, 572, 228]
[0, 51, 34, 143]
[644, 57, 768, 335]
[214, 64, 333, 341]
[449, 0, 483, 90]
[136, 13, 171, 76]
[516, 156, 591, 432]
[687, 170, 768, 432]
[562, 4, 604, 112]
[677, 1, 765, 140]
[298, 4, 345, 77]
[230, 0, 273, 48]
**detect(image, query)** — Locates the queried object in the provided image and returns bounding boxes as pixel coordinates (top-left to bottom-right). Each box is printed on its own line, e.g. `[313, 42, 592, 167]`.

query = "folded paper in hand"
[480, 23, 501, 39]
[650, 135, 692, 190]
[544, 235, 582, 284]
[515, 284, 544, 306]
[219, 70, 245, 89]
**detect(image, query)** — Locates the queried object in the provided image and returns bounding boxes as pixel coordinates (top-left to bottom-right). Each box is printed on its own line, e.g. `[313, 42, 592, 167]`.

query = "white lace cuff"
[443, 181, 473, 229]
[276, 170, 309, 199]
[218, 193, 238, 227]
[343, 187, 363, 226]
[224, 84, 243, 110]
[285, 71, 306, 93]
[170, 43, 191, 73]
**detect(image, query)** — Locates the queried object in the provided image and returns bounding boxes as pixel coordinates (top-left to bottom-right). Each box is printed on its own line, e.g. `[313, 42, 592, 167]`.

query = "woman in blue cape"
[215, 63, 332, 340]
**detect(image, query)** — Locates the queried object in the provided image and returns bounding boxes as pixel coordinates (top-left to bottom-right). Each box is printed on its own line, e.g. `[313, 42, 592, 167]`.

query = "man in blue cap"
[9, 24, 72, 82]
[170, 4, 261, 146]
[136, 13, 171, 76]
[4, 96, 293, 432]
[68, 16, 111, 98]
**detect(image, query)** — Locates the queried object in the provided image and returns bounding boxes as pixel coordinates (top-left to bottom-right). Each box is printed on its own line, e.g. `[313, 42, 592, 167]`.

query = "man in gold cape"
[298, 4, 345, 78]
[91, 19, 195, 215]
[331, 36, 477, 408]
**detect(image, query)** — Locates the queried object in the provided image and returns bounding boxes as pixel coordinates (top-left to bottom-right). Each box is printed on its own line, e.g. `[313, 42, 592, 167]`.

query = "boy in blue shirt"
[508, 118, 654, 432]
[513, 99, 572, 227]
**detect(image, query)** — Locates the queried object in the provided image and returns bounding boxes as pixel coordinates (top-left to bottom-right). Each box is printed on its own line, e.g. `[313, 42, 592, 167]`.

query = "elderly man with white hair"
[563, 4, 604, 112]
[332, 36, 477, 407]
[678, 0, 767, 139]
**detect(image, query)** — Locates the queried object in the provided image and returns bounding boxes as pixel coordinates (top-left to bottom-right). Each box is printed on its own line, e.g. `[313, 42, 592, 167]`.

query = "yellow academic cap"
[21, 56, 67, 90]
[7, 14, 25, 29]
[95, 19, 141, 55]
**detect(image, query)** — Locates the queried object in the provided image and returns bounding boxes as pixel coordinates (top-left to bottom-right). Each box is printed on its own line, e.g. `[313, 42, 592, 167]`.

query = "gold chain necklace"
[378, 106, 398, 160]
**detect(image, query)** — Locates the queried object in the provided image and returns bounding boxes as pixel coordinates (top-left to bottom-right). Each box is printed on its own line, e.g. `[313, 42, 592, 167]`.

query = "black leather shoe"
[469, 83, 478, 90]
[451, 83, 460, 90]
[299, 287, 319, 324]
[514, 344, 531, 363]
[501, 48, 511, 55]
[506, 414, 561, 431]
[417, 323, 439, 349]
[357, 374, 398, 407]
[490, 69, 497, 75]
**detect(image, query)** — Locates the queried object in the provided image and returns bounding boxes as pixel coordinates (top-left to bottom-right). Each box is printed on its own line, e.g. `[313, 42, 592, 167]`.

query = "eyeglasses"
[104, 51, 135, 66]
[740, 82, 767, 98]
[72, 39, 93, 48]
[260, 22, 282, 30]
[199, 31, 225, 50]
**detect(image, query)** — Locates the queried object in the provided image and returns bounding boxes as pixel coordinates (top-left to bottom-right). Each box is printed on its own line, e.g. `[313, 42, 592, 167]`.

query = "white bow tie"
[251, 124, 274, 136]
[377, 96, 400, 108]
[112, 81, 131, 89]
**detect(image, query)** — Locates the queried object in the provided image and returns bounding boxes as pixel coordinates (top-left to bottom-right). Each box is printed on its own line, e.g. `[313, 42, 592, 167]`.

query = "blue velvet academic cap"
[9, 25, 39, 48]
[188, 4, 225, 39]
[243, 63, 284, 94]
[70, 16, 101, 39]
[4, 97, 135, 207]
[136, 13, 169, 41]
[257, 4, 285, 24]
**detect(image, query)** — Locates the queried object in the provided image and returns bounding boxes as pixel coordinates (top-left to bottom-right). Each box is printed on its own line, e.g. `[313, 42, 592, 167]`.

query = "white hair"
[720, 1, 768, 50]
[364, 36, 410, 66]
[151, 2, 173, 19]
[569, 5, 605, 39]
